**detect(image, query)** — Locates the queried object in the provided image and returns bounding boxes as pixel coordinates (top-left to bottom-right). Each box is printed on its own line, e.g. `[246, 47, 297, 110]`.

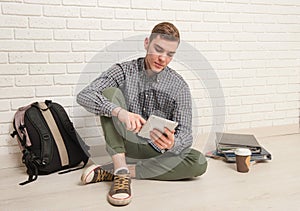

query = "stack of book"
[214, 132, 272, 162]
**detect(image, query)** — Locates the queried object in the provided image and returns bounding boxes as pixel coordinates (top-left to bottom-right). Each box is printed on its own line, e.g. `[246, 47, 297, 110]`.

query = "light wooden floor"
[1, 132, 300, 211]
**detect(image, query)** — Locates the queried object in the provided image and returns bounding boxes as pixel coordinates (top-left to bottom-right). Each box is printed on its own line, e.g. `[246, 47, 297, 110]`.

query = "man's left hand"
[150, 127, 175, 150]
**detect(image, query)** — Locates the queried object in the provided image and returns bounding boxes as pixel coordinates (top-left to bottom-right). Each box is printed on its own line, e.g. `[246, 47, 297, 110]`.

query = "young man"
[77, 22, 207, 206]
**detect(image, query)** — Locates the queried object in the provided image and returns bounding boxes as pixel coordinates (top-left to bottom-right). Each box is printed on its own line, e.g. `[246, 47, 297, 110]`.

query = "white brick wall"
[0, 0, 299, 158]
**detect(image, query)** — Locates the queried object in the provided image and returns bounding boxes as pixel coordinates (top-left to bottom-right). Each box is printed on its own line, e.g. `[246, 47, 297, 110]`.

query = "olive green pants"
[100, 87, 207, 180]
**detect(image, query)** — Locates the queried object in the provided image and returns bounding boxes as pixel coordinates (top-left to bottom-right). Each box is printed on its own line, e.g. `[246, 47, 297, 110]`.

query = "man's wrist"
[116, 108, 123, 118]
[112, 107, 122, 117]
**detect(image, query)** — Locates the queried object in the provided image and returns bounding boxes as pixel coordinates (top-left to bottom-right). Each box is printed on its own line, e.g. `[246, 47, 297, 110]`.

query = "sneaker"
[107, 173, 132, 206]
[81, 164, 114, 185]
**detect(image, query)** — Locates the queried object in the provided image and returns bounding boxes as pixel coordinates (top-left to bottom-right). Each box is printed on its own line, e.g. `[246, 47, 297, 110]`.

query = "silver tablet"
[138, 115, 178, 139]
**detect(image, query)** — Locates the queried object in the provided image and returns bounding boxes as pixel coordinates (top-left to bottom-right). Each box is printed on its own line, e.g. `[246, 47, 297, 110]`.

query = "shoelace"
[113, 175, 130, 192]
[95, 168, 114, 182]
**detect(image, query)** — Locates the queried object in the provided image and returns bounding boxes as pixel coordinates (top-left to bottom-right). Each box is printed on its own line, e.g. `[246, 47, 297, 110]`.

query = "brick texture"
[0, 1, 299, 156]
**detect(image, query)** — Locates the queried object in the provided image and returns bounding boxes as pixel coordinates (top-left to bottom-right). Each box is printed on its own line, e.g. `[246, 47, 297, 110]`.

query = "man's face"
[144, 35, 179, 74]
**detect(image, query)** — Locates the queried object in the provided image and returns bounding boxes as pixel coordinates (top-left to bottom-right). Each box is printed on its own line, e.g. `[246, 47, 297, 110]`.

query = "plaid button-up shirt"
[77, 57, 193, 154]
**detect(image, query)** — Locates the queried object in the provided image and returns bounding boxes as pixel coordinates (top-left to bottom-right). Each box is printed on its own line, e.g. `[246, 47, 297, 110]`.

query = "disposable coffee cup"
[235, 148, 252, 173]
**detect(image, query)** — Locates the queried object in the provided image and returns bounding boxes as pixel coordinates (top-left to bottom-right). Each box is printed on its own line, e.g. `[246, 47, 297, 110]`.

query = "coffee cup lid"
[234, 148, 252, 156]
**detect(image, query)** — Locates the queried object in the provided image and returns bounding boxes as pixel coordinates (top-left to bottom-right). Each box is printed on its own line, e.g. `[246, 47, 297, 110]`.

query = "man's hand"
[150, 127, 175, 150]
[113, 107, 146, 133]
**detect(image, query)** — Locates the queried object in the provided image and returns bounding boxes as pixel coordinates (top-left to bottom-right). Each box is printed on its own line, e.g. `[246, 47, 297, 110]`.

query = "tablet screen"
[138, 115, 178, 139]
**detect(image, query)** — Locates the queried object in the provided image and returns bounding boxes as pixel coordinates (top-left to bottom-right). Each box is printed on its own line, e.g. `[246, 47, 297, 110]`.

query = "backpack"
[11, 100, 90, 185]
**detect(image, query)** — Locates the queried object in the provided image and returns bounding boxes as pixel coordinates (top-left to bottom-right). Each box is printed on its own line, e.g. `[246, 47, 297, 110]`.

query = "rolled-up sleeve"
[76, 64, 125, 116]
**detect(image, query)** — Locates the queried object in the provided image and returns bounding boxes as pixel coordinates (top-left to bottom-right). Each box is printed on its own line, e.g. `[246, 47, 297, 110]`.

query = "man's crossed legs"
[81, 88, 207, 206]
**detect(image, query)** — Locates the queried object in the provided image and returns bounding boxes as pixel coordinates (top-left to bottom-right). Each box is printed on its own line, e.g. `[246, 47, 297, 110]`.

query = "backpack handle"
[31, 100, 53, 111]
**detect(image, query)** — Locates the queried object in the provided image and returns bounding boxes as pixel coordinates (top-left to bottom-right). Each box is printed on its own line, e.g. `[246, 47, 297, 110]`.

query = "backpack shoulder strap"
[38, 102, 70, 167]
[26, 104, 53, 166]
[11, 104, 33, 149]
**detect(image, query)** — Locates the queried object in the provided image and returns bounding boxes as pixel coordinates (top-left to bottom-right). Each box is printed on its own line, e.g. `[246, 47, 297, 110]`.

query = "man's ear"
[144, 37, 149, 50]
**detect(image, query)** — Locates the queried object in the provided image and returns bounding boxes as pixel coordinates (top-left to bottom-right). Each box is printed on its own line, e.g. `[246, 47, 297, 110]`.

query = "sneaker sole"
[107, 194, 132, 206]
[81, 164, 101, 185]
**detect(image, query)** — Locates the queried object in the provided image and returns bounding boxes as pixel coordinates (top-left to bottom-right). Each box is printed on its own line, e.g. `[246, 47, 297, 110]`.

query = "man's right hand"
[113, 107, 146, 133]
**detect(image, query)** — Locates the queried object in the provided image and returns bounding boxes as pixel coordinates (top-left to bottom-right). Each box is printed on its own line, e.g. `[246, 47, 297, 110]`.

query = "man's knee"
[194, 156, 208, 177]
[182, 148, 208, 177]
[102, 87, 121, 102]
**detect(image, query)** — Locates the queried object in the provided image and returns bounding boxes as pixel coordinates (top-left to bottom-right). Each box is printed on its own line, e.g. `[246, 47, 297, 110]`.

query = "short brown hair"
[150, 22, 180, 43]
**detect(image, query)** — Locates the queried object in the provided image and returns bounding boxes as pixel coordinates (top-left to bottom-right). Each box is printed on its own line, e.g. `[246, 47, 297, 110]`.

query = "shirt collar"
[139, 57, 168, 83]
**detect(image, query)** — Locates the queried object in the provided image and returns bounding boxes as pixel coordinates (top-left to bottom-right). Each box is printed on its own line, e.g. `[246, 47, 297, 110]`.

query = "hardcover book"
[216, 132, 261, 154]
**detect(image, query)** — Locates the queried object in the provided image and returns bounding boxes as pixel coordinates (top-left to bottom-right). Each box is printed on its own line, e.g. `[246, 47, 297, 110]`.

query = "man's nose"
[158, 54, 167, 62]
